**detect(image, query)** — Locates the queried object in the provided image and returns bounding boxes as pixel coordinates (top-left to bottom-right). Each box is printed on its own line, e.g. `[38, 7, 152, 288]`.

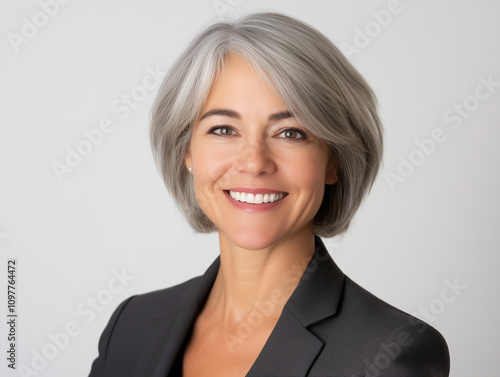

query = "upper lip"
[226, 187, 287, 194]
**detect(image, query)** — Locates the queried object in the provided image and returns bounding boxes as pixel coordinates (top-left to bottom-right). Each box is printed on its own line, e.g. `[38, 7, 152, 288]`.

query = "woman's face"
[186, 54, 337, 250]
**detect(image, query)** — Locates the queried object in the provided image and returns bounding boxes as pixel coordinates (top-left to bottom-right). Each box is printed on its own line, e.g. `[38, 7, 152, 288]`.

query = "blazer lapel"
[247, 236, 345, 377]
[132, 257, 220, 377]
[246, 307, 324, 377]
[132, 236, 344, 377]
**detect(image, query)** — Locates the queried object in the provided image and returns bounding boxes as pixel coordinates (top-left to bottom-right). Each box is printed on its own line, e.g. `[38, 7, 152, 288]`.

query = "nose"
[235, 138, 276, 176]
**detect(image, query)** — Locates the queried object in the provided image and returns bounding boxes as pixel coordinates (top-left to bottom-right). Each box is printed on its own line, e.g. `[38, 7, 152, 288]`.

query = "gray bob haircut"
[150, 12, 383, 237]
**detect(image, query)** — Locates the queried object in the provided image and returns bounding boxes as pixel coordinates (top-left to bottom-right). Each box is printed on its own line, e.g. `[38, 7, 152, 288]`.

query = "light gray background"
[1, 0, 499, 376]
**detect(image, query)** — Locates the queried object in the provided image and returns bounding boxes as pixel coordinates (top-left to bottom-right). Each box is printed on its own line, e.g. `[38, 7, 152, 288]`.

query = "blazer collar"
[285, 236, 344, 327]
[134, 236, 345, 377]
[247, 236, 345, 376]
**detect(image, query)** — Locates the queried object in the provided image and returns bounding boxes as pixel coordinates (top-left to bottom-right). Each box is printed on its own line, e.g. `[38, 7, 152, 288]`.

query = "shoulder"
[316, 276, 450, 376]
[99, 272, 209, 341]
[120, 274, 204, 317]
[88, 274, 208, 376]
[111, 254, 220, 322]
[291, 238, 450, 376]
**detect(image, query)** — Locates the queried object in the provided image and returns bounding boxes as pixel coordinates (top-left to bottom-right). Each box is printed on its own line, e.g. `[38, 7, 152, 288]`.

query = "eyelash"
[207, 126, 235, 136]
[207, 126, 308, 141]
[277, 127, 307, 141]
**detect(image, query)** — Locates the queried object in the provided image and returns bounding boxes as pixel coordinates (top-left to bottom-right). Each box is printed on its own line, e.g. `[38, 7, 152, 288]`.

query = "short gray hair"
[150, 12, 383, 237]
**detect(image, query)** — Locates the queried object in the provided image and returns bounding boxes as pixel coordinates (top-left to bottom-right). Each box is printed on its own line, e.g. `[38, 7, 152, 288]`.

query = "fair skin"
[182, 54, 337, 377]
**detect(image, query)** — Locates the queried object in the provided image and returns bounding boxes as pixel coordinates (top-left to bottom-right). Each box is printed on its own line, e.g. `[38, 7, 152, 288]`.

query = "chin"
[222, 227, 281, 251]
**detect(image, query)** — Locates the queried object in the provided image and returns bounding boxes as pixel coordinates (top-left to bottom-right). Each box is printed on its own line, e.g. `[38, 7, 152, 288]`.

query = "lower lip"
[224, 191, 286, 212]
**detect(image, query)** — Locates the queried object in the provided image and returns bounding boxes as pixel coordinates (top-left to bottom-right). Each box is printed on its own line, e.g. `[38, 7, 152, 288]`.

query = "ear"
[325, 157, 338, 185]
[184, 146, 192, 172]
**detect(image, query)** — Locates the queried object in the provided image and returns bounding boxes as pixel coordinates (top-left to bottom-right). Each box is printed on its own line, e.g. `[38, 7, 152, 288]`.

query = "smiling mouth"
[226, 190, 287, 204]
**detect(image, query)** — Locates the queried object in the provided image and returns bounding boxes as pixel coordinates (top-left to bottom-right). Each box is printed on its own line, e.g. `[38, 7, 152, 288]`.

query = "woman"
[89, 12, 449, 377]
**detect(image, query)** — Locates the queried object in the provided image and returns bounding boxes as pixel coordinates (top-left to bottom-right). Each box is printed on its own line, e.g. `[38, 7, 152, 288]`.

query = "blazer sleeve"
[365, 318, 450, 377]
[88, 295, 137, 377]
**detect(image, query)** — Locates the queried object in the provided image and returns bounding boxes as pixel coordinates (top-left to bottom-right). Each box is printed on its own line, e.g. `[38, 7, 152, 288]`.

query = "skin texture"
[183, 54, 337, 377]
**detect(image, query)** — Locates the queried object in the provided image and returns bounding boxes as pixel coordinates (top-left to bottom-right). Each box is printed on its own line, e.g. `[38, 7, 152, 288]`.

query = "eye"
[208, 126, 236, 136]
[277, 128, 306, 140]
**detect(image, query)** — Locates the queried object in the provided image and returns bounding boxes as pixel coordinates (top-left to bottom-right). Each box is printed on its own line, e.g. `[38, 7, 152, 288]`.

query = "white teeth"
[229, 191, 285, 204]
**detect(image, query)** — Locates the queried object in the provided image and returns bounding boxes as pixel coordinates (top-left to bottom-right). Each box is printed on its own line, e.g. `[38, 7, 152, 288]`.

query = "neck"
[205, 228, 316, 328]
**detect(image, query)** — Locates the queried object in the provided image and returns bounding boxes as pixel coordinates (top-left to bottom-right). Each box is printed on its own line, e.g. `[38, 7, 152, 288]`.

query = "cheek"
[281, 148, 329, 191]
[191, 145, 233, 205]
[193, 144, 225, 177]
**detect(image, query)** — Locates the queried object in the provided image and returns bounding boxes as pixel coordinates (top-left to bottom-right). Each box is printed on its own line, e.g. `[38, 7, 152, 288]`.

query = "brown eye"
[278, 128, 306, 140]
[208, 126, 236, 136]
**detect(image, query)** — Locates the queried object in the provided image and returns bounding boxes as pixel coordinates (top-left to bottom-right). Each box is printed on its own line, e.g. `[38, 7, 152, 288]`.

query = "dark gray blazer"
[89, 237, 450, 376]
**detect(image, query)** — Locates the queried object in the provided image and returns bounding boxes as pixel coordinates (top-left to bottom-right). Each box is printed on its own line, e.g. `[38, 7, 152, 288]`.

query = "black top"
[89, 236, 450, 377]
[168, 341, 185, 377]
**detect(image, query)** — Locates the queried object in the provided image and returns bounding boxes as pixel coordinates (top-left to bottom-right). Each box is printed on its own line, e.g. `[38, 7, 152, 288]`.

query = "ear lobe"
[184, 147, 192, 171]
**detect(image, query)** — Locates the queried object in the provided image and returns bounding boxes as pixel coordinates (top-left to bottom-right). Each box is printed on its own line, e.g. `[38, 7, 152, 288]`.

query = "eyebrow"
[199, 109, 294, 122]
[269, 111, 294, 122]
